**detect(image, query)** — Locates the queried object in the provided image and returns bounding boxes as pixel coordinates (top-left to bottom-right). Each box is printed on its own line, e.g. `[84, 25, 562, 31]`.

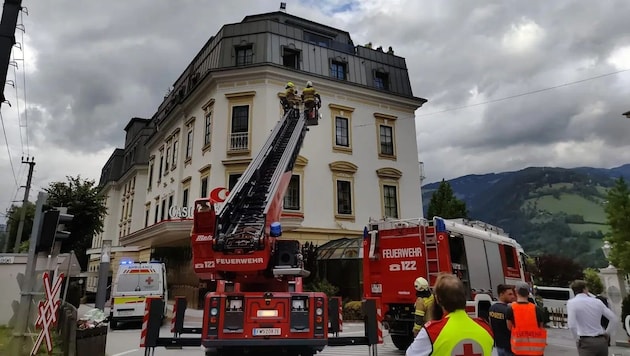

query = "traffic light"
[36, 207, 74, 252]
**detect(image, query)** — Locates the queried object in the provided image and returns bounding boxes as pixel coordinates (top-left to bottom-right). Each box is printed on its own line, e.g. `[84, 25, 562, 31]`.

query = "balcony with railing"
[229, 132, 249, 152]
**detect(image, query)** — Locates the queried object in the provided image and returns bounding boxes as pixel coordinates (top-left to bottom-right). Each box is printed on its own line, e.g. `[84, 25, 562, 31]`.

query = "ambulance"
[109, 260, 168, 329]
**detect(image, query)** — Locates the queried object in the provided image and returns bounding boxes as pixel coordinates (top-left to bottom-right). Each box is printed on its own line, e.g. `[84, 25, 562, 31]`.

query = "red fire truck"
[362, 216, 529, 350]
[189, 107, 332, 356]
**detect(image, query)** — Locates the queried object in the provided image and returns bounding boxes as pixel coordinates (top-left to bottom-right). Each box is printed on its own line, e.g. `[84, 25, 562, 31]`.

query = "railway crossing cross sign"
[30, 271, 65, 355]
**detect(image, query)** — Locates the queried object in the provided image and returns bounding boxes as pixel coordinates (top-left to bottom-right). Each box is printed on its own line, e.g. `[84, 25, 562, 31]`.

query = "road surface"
[103, 321, 630, 356]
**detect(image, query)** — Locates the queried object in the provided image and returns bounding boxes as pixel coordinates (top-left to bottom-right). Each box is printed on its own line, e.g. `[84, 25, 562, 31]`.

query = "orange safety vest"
[510, 303, 547, 355]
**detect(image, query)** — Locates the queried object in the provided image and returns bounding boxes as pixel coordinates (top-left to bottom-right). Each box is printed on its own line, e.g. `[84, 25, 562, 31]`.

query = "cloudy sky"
[1, 0, 629, 222]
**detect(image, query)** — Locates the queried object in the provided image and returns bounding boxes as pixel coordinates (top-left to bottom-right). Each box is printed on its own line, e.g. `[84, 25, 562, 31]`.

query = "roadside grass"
[0, 325, 63, 355]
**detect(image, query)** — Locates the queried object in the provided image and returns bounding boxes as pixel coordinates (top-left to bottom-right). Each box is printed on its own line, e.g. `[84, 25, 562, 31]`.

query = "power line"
[12, 52, 24, 155]
[18, 10, 29, 155]
[0, 110, 18, 186]
[417, 68, 630, 117]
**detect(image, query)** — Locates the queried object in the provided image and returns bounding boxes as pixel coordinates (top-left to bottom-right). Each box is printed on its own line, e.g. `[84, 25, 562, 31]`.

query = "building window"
[329, 104, 354, 154]
[379, 125, 394, 156]
[230, 105, 249, 151]
[228, 173, 242, 191]
[375, 113, 397, 160]
[330, 61, 346, 80]
[145, 204, 150, 228]
[304, 32, 331, 47]
[377, 167, 402, 220]
[235, 45, 253, 66]
[160, 199, 166, 221]
[383, 185, 398, 218]
[164, 145, 171, 173]
[283, 175, 300, 210]
[282, 48, 300, 69]
[200, 176, 208, 198]
[171, 139, 179, 168]
[168, 195, 174, 219]
[329, 161, 357, 221]
[374, 71, 389, 90]
[148, 160, 154, 191]
[186, 128, 194, 159]
[204, 111, 212, 146]
[154, 203, 159, 224]
[335, 117, 349, 147]
[336, 180, 352, 215]
[158, 149, 164, 182]
[182, 188, 189, 208]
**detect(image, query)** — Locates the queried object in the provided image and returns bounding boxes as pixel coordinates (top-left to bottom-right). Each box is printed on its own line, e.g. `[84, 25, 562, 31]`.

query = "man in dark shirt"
[489, 284, 516, 356]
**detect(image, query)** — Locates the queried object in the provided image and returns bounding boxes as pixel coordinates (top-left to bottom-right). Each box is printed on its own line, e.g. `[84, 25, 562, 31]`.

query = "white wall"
[0, 253, 77, 326]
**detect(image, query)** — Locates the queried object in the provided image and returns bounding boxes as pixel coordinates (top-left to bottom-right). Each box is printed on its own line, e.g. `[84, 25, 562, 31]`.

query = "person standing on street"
[489, 284, 516, 356]
[412, 277, 434, 337]
[406, 273, 494, 356]
[567, 280, 619, 356]
[506, 282, 547, 356]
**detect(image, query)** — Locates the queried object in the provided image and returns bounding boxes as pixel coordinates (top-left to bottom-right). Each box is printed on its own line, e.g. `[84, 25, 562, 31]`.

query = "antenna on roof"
[280, 2, 287, 12]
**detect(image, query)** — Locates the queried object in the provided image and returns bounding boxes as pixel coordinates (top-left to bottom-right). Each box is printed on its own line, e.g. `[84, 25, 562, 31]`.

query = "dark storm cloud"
[22, 1, 272, 152]
[328, 0, 630, 181]
[11, 0, 630, 183]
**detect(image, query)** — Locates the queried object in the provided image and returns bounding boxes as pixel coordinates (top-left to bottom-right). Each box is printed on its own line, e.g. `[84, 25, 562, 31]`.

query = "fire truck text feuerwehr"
[382, 247, 422, 259]
[216, 257, 264, 265]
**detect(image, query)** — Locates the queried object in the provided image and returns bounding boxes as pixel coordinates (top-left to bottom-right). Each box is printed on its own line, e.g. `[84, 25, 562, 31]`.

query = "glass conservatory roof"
[316, 237, 362, 260]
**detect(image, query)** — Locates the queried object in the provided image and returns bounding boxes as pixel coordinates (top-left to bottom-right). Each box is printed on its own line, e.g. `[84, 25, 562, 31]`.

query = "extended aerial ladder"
[190, 107, 311, 285]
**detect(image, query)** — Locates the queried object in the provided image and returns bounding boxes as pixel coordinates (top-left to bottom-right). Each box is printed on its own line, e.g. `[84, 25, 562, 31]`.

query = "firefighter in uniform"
[406, 273, 494, 356]
[301, 80, 320, 120]
[281, 82, 299, 113]
[412, 277, 434, 337]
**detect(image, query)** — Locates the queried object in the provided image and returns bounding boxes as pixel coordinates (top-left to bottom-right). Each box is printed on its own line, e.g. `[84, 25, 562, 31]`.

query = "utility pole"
[13, 157, 35, 252]
[10, 191, 46, 355]
[0, 0, 24, 105]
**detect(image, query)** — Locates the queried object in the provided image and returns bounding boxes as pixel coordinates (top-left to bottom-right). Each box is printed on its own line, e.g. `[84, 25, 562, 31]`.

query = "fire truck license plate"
[253, 328, 281, 336]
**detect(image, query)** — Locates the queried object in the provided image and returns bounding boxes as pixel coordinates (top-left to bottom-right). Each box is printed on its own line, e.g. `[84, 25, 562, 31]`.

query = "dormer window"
[374, 71, 389, 90]
[235, 45, 253, 66]
[282, 48, 300, 69]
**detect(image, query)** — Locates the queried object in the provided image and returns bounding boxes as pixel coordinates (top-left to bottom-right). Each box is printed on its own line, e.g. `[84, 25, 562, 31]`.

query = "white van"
[109, 261, 168, 329]
[535, 286, 574, 322]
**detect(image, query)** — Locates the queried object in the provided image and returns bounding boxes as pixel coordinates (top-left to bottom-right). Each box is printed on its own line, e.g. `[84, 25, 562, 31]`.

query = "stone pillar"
[598, 266, 629, 346]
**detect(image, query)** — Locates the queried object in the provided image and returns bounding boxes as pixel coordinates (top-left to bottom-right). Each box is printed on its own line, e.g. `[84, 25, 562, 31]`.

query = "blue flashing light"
[120, 259, 134, 265]
[270, 222, 282, 237]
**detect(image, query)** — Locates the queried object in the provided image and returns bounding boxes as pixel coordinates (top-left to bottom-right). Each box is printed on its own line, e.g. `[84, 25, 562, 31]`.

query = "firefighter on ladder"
[301, 80, 321, 121]
[281, 82, 300, 114]
[413, 277, 434, 337]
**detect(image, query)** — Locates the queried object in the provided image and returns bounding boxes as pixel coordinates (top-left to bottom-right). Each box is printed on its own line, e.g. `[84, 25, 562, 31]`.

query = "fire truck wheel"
[204, 348, 220, 356]
[391, 334, 414, 350]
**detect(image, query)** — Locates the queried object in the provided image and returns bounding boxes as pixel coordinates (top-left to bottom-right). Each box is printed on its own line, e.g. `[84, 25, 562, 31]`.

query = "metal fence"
[56, 302, 77, 356]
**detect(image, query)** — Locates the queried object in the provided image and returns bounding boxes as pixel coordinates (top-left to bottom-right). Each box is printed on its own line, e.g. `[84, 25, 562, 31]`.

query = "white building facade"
[87, 11, 427, 294]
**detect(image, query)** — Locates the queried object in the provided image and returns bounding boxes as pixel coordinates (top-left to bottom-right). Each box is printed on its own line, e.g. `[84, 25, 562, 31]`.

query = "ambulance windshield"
[116, 273, 160, 292]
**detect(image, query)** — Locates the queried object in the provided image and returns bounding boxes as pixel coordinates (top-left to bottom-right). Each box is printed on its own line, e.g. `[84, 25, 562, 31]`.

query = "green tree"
[5, 202, 35, 252]
[583, 268, 604, 295]
[426, 179, 467, 219]
[45, 176, 107, 270]
[604, 177, 630, 273]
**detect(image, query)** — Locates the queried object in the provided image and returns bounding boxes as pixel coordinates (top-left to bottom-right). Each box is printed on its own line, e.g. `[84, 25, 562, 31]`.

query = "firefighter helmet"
[306, 80, 313, 88]
[414, 277, 429, 292]
[286, 82, 295, 89]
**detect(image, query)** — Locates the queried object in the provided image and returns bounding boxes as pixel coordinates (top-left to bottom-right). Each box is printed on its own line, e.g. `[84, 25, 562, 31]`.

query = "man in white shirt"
[566, 280, 619, 356]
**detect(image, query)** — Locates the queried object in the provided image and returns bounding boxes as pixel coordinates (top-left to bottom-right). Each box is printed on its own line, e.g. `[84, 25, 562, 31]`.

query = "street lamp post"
[598, 240, 630, 344]
[602, 240, 613, 269]
[95, 239, 112, 311]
